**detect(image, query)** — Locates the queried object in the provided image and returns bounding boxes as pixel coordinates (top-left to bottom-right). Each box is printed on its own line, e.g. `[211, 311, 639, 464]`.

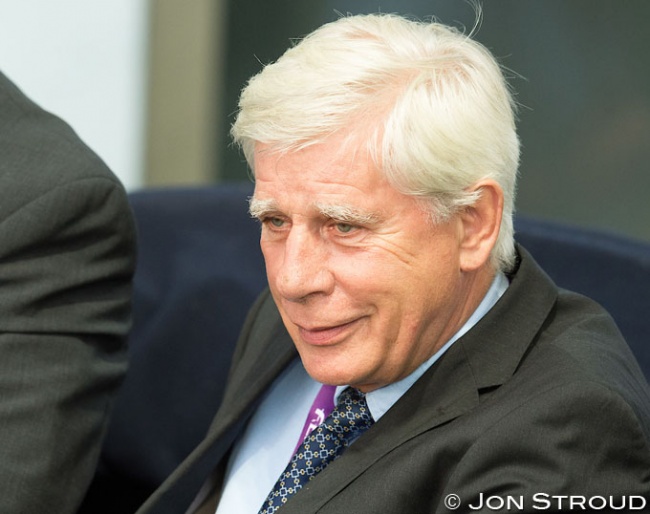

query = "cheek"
[260, 241, 282, 278]
[330, 244, 409, 281]
[368, 257, 459, 335]
[328, 248, 429, 325]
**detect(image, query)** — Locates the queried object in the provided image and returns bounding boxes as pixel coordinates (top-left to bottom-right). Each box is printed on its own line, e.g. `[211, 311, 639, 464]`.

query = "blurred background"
[1, 0, 648, 242]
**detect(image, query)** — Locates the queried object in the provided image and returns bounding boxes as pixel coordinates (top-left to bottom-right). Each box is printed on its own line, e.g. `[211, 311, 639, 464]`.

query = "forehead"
[253, 137, 384, 197]
[250, 132, 431, 224]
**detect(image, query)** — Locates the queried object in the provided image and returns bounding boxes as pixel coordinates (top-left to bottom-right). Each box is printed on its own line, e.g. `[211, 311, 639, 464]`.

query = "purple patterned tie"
[258, 387, 374, 514]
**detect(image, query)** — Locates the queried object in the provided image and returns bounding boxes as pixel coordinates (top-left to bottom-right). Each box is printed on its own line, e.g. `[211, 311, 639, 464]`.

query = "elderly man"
[138, 13, 650, 514]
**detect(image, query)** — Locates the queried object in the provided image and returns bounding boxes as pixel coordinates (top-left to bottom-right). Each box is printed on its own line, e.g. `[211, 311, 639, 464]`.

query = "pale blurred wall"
[0, 0, 227, 191]
[0, 0, 149, 190]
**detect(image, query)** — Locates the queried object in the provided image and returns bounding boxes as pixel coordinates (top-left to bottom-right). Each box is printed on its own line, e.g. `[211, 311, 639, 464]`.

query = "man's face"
[252, 136, 482, 392]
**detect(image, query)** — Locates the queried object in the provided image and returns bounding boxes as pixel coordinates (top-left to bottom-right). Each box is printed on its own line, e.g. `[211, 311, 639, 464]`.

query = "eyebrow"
[248, 197, 278, 219]
[315, 203, 381, 225]
[249, 197, 381, 225]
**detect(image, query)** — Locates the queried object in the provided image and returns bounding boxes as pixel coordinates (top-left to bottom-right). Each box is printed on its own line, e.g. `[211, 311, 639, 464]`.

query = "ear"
[458, 179, 504, 272]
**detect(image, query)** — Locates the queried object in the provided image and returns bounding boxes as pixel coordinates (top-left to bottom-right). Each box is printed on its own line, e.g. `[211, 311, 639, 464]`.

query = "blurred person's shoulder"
[0, 70, 126, 212]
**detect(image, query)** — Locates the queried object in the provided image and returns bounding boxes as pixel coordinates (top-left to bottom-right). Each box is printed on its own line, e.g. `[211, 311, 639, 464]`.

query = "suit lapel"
[139, 291, 297, 514]
[189, 294, 298, 492]
[277, 245, 559, 513]
[206, 312, 297, 440]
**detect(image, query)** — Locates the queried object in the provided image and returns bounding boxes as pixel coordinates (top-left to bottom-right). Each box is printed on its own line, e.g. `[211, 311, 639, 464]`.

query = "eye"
[261, 216, 286, 230]
[334, 222, 357, 234]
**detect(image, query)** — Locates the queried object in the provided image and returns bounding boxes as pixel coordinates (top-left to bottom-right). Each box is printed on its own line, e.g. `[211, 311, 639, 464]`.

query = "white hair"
[231, 12, 520, 271]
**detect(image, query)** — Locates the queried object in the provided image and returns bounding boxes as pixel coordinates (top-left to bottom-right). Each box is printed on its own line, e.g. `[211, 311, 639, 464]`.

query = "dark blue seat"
[79, 183, 266, 513]
[514, 216, 650, 374]
[79, 184, 650, 513]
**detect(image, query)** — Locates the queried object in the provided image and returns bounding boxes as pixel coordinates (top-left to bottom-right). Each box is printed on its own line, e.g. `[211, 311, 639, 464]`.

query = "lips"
[296, 318, 362, 346]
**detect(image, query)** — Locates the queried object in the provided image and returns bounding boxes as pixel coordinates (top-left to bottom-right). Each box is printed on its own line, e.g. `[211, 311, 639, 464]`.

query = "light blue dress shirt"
[213, 272, 508, 514]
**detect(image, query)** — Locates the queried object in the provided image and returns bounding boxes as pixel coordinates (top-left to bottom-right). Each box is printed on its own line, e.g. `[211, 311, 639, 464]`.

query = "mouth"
[296, 318, 362, 346]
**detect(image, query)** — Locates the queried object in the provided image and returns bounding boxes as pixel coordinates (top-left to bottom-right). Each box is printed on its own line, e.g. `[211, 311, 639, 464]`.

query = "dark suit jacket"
[0, 71, 136, 513]
[137, 246, 650, 514]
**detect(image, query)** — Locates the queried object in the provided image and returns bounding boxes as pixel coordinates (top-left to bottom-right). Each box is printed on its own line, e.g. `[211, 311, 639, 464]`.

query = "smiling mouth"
[297, 319, 361, 346]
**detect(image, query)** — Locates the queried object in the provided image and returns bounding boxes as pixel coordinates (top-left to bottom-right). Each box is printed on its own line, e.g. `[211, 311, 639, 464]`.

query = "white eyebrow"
[315, 203, 381, 225]
[248, 197, 278, 219]
[248, 197, 381, 225]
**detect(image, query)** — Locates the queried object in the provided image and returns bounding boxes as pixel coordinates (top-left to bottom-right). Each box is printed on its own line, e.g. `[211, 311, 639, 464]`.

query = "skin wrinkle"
[251, 148, 429, 267]
[251, 195, 425, 267]
[252, 133, 499, 392]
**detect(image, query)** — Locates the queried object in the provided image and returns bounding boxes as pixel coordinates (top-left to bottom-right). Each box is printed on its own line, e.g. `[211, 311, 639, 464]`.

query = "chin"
[302, 362, 351, 386]
[294, 336, 379, 388]
[302, 359, 380, 392]
[299, 353, 356, 386]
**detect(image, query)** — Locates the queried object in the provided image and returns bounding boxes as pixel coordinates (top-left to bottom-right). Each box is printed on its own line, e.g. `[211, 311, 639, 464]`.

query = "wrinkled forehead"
[252, 133, 387, 193]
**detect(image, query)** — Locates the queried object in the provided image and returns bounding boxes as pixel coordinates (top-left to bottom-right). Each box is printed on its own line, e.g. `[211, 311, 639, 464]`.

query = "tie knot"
[325, 387, 373, 436]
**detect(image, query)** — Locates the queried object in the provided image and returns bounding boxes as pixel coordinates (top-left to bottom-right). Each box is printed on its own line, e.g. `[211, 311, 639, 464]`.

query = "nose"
[275, 227, 333, 302]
